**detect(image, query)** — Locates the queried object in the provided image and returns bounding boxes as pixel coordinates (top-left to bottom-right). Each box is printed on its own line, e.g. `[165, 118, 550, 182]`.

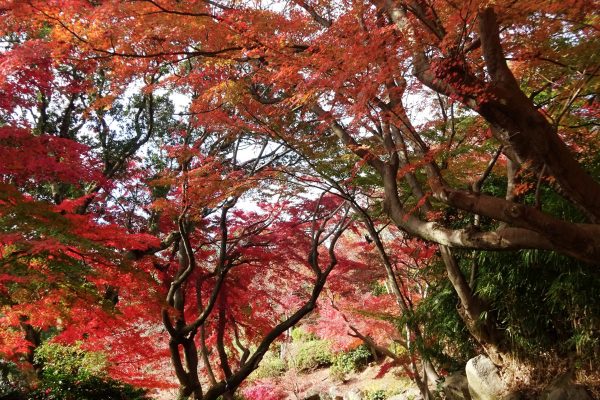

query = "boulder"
[405, 387, 423, 399]
[328, 386, 343, 400]
[465, 355, 506, 400]
[327, 386, 344, 400]
[443, 371, 472, 400]
[387, 387, 422, 400]
[541, 373, 592, 400]
[343, 388, 363, 400]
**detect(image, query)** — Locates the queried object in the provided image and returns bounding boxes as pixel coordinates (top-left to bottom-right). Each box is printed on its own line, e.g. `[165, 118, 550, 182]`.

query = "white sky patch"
[169, 91, 192, 114]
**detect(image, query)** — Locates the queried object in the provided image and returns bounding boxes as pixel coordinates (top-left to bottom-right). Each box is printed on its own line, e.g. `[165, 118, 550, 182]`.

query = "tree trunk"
[440, 246, 508, 364]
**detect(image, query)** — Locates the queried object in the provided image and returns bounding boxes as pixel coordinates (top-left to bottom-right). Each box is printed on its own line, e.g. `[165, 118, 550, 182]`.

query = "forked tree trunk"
[440, 246, 509, 365]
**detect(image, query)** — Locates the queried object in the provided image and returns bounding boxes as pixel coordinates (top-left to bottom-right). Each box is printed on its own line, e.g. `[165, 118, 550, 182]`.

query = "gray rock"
[404, 387, 423, 399]
[328, 386, 343, 400]
[465, 355, 506, 400]
[387, 387, 422, 400]
[327, 387, 339, 396]
[541, 373, 592, 400]
[443, 371, 472, 400]
[343, 388, 363, 400]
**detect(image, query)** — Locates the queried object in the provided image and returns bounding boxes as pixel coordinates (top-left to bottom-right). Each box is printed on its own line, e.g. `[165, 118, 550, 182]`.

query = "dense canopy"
[0, 0, 598, 399]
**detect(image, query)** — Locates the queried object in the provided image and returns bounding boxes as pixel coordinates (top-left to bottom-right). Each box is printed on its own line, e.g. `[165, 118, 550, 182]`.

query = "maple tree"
[0, 21, 163, 372]
[1, 0, 599, 397]
[310, 225, 441, 397]
[0, 51, 357, 397]
[0, 45, 358, 396]
[134, 131, 356, 399]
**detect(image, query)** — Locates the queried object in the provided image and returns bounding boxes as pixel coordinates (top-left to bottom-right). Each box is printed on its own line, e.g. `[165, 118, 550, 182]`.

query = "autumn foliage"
[1, 0, 599, 398]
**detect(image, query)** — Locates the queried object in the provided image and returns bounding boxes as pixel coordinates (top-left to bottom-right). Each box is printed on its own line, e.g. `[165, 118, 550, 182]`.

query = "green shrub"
[34, 342, 107, 380]
[330, 345, 372, 381]
[290, 327, 317, 343]
[370, 281, 388, 297]
[27, 343, 149, 400]
[290, 339, 333, 372]
[250, 354, 287, 380]
[364, 389, 387, 400]
[28, 375, 149, 400]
